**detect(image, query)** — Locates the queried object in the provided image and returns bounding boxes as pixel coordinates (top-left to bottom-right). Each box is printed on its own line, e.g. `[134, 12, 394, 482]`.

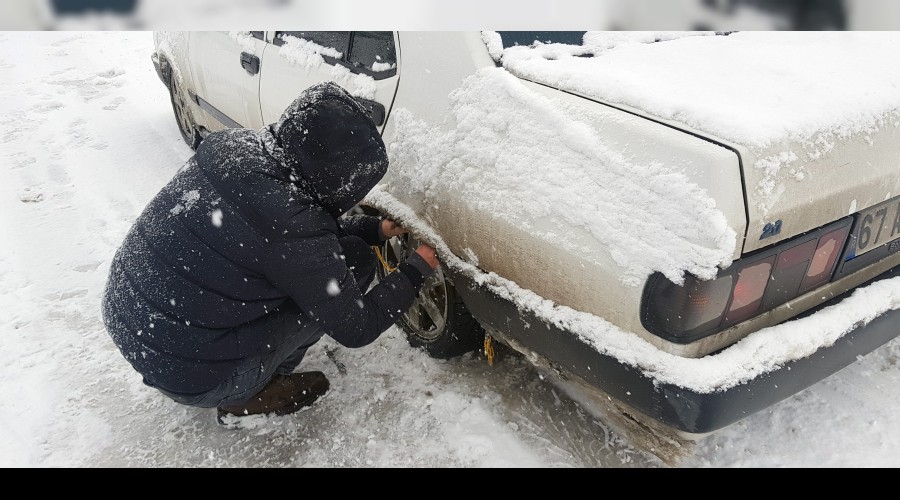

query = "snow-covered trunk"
[741, 122, 900, 254]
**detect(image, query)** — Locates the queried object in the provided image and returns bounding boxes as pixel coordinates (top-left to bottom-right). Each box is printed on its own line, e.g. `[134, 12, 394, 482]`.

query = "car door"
[258, 31, 399, 132]
[188, 31, 266, 130]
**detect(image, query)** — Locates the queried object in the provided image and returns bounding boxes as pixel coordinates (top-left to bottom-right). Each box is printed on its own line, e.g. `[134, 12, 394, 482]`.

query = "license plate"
[853, 197, 900, 256]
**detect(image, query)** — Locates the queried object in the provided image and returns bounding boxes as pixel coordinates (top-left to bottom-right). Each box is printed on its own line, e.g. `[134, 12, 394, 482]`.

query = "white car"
[152, 31, 900, 441]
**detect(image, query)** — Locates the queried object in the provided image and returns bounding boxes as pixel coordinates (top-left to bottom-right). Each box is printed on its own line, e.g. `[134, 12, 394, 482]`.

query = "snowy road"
[1, 32, 898, 468]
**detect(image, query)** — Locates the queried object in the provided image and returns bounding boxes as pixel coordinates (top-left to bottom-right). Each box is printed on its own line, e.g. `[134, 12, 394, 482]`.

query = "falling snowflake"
[326, 279, 341, 296]
[211, 209, 224, 228]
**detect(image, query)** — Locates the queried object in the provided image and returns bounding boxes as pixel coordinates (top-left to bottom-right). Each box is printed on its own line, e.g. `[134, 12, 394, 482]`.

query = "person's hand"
[415, 244, 439, 270]
[381, 219, 408, 239]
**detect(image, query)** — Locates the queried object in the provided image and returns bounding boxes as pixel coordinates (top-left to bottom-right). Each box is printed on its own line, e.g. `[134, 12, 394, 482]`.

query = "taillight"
[642, 275, 734, 337]
[800, 227, 849, 292]
[642, 218, 853, 344]
[724, 258, 775, 325]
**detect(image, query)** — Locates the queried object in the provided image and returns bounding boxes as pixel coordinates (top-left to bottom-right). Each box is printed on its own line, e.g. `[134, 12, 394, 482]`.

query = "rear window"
[348, 31, 396, 71]
[274, 31, 350, 54]
[498, 31, 587, 48]
[274, 31, 397, 79]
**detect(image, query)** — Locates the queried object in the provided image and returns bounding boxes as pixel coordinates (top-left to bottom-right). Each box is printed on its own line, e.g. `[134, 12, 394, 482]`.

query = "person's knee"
[339, 236, 376, 286]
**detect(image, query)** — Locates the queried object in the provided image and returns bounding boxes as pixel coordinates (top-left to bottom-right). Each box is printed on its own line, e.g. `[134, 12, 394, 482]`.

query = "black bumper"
[450, 265, 899, 435]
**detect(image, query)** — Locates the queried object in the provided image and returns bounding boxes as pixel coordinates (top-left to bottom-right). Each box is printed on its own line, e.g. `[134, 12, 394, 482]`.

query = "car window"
[272, 31, 397, 80]
[274, 31, 350, 55]
[249, 31, 265, 41]
[498, 31, 587, 48]
[348, 31, 396, 72]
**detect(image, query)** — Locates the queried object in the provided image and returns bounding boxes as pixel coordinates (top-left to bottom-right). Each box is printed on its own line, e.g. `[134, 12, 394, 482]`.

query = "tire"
[167, 68, 201, 150]
[376, 234, 485, 359]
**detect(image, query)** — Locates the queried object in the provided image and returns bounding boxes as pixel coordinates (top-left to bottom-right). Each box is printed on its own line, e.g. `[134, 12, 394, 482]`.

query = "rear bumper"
[450, 265, 900, 434]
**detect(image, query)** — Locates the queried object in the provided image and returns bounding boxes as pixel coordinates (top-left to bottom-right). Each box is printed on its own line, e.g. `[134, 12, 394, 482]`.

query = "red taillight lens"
[799, 226, 851, 293]
[760, 239, 817, 311]
[724, 258, 775, 325]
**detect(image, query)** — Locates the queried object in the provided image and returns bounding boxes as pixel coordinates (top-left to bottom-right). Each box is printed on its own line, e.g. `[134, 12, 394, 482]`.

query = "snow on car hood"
[487, 31, 900, 150]
[382, 68, 736, 286]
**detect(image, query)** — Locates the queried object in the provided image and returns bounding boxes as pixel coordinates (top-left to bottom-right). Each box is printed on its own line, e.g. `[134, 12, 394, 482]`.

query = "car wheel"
[168, 69, 201, 150]
[376, 234, 485, 359]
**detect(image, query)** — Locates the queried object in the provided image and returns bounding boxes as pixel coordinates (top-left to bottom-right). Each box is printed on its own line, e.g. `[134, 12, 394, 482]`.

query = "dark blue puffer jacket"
[102, 83, 422, 397]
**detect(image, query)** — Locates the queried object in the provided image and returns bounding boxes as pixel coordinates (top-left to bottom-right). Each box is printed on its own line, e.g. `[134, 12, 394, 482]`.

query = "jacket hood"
[273, 82, 388, 217]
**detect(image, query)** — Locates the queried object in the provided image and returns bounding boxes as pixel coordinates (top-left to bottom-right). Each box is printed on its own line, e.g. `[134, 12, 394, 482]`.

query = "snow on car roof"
[487, 31, 900, 149]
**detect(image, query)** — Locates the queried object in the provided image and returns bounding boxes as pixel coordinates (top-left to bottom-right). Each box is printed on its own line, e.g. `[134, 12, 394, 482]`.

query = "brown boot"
[217, 372, 329, 424]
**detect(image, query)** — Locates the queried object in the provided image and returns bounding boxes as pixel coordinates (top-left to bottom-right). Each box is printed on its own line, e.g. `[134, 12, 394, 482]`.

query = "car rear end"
[443, 87, 900, 434]
[641, 123, 900, 359]
[447, 32, 900, 436]
[629, 118, 900, 435]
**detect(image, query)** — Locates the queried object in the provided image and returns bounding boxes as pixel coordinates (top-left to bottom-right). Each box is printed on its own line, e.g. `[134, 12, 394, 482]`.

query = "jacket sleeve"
[337, 214, 383, 245]
[262, 231, 421, 348]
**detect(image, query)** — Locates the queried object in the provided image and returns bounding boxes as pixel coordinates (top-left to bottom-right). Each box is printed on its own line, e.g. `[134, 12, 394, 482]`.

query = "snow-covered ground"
[2, 31, 899, 468]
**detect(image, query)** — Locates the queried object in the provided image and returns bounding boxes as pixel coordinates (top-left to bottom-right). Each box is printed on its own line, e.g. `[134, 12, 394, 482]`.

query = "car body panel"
[382, 32, 497, 125]
[188, 31, 265, 130]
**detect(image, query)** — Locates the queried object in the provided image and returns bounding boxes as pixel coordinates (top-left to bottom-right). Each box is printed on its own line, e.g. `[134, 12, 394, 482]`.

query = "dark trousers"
[162, 236, 377, 408]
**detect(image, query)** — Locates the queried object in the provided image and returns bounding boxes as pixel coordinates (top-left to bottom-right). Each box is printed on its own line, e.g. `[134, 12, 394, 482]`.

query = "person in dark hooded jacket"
[102, 82, 437, 422]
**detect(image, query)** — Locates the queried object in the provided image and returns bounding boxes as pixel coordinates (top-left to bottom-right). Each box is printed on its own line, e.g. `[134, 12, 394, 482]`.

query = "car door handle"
[240, 52, 260, 75]
[354, 97, 386, 126]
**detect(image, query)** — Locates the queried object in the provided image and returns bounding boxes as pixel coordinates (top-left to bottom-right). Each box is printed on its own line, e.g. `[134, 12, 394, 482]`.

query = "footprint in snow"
[32, 101, 65, 114]
[1, 112, 41, 143]
[56, 288, 90, 301]
[72, 262, 103, 273]
[51, 35, 84, 47]
[103, 96, 126, 111]
[20, 188, 44, 204]
[10, 154, 36, 170]
[97, 68, 125, 79]
[44, 161, 73, 187]
[50, 72, 122, 101]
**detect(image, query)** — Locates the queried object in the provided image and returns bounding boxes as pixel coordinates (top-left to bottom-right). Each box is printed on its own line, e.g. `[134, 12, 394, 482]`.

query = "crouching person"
[102, 82, 437, 423]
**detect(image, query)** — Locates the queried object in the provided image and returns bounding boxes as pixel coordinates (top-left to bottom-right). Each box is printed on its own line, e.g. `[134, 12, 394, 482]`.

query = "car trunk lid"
[738, 123, 900, 254]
